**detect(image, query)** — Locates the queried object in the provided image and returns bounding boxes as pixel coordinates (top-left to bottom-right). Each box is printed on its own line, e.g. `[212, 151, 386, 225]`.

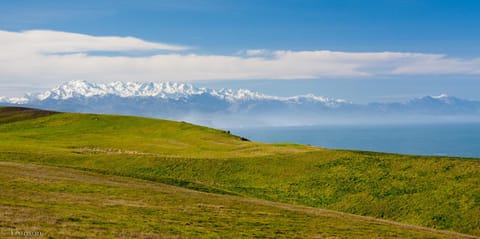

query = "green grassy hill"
[0, 106, 479, 238]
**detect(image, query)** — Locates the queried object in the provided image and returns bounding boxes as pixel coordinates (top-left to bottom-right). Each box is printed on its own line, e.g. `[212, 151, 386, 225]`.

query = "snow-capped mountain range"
[5, 80, 346, 105]
[1, 80, 480, 127]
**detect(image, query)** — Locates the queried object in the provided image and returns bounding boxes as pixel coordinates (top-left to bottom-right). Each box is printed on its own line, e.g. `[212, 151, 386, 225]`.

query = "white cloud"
[245, 49, 268, 56]
[0, 29, 188, 55]
[1, 29, 480, 90]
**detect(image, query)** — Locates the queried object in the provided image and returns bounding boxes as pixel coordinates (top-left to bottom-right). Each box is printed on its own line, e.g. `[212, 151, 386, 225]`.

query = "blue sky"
[0, 0, 479, 102]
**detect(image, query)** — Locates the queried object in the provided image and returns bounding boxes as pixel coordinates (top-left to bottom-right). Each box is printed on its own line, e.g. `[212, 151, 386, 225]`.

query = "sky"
[0, 0, 479, 103]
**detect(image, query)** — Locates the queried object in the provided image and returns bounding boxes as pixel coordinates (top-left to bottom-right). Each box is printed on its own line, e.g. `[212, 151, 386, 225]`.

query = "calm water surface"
[231, 123, 480, 158]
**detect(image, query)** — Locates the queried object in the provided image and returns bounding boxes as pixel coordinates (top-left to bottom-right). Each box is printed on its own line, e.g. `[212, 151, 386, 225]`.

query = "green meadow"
[0, 106, 479, 238]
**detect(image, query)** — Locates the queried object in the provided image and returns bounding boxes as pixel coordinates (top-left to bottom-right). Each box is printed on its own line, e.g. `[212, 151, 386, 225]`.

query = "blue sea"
[231, 123, 480, 158]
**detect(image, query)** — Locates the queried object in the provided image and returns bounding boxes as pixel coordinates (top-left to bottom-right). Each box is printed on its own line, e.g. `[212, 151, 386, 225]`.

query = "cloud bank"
[1, 29, 480, 88]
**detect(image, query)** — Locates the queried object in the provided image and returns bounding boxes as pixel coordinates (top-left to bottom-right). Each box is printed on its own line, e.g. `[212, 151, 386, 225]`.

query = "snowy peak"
[410, 94, 464, 105]
[213, 88, 274, 102]
[37, 80, 101, 100]
[431, 94, 449, 99]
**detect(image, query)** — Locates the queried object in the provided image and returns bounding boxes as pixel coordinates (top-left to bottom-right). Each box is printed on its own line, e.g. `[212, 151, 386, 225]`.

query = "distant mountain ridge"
[8, 80, 345, 104]
[1, 80, 479, 127]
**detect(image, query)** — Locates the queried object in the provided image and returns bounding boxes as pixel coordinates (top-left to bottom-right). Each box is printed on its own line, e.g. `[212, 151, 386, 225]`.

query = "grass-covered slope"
[0, 107, 313, 158]
[2, 161, 473, 239]
[0, 106, 479, 237]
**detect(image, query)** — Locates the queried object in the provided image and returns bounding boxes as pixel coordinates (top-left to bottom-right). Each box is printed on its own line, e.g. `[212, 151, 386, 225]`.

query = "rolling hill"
[0, 106, 479, 238]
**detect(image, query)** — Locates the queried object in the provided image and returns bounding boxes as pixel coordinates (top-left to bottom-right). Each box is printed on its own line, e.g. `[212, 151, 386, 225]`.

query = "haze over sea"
[232, 123, 480, 158]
